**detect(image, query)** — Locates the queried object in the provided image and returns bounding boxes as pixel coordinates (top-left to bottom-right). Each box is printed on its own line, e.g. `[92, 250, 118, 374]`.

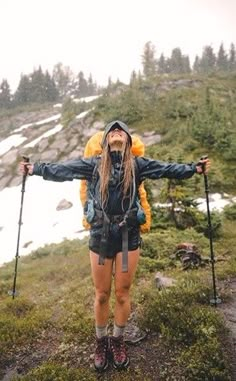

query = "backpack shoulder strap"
[89, 156, 101, 195]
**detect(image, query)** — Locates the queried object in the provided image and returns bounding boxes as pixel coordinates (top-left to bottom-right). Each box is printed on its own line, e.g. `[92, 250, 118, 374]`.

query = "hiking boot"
[110, 335, 130, 369]
[94, 336, 109, 372]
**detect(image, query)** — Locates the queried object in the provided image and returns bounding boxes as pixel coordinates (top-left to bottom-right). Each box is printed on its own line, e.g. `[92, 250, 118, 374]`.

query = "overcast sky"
[1, 0, 236, 91]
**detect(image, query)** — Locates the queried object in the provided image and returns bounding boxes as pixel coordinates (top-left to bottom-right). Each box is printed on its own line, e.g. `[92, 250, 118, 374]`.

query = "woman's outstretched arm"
[136, 157, 210, 181]
[19, 157, 97, 182]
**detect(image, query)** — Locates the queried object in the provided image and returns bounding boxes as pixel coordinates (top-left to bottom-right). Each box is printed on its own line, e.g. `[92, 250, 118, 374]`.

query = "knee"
[115, 286, 130, 305]
[95, 289, 110, 305]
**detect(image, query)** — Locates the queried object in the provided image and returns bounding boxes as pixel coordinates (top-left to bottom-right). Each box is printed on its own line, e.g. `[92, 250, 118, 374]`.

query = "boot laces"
[95, 337, 107, 360]
[111, 336, 127, 362]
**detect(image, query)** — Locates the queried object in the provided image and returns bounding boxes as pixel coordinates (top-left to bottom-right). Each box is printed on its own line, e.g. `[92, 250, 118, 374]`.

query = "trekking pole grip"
[22, 156, 30, 173]
[199, 155, 208, 174]
[22, 156, 30, 184]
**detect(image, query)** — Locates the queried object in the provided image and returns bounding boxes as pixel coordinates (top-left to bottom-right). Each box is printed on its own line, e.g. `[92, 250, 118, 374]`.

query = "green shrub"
[0, 299, 50, 354]
[178, 338, 230, 380]
[224, 203, 236, 220]
[137, 281, 217, 342]
[137, 281, 230, 380]
[12, 362, 96, 381]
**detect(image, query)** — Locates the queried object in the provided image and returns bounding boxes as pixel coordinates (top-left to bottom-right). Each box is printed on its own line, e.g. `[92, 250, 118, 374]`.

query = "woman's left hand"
[196, 158, 211, 174]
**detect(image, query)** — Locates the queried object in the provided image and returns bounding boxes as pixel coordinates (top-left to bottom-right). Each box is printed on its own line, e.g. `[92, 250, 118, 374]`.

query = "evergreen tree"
[216, 43, 228, 71]
[0, 79, 11, 109]
[157, 53, 166, 74]
[165, 58, 172, 73]
[13, 74, 31, 105]
[182, 55, 191, 73]
[87, 73, 96, 95]
[169, 48, 189, 73]
[129, 70, 137, 86]
[107, 76, 112, 88]
[199, 45, 216, 73]
[52, 62, 74, 99]
[30, 66, 46, 103]
[44, 71, 59, 102]
[229, 43, 236, 71]
[193, 55, 200, 73]
[76, 71, 89, 97]
[142, 41, 157, 78]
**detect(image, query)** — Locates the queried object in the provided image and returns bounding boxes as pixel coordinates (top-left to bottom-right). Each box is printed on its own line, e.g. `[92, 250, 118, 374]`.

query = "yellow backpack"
[79, 131, 151, 233]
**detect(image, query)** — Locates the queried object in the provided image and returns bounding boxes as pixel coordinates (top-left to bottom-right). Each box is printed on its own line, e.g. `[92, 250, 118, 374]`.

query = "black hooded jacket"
[32, 152, 197, 216]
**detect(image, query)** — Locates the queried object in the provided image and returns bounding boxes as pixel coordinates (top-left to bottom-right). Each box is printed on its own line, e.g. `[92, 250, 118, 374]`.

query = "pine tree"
[13, 74, 31, 105]
[0, 79, 11, 109]
[107, 76, 113, 88]
[157, 53, 166, 74]
[193, 55, 200, 73]
[216, 43, 228, 71]
[229, 43, 236, 71]
[30, 66, 46, 103]
[141, 41, 157, 79]
[169, 48, 188, 73]
[199, 45, 216, 73]
[182, 55, 191, 73]
[44, 71, 59, 102]
[129, 70, 137, 86]
[52, 62, 73, 99]
[87, 73, 96, 95]
[76, 71, 89, 97]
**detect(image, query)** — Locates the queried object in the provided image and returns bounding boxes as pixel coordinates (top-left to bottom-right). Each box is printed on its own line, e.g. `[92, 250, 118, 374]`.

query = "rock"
[67, 148, 83, 159]
[40, 149, 59, 161]
[23, 241, 33, 248]
[142, 134, 161, 146]
[8, 176, 22, 188]
[155, 272, 176, 289]
[143, 130, 156, 137]
[1, 149, 19, 165]
[37, 139, 49, 153]
[50, 137, 68, 152]
[92, 120, 104, 130]
[56, 199, 73, 211]
[0, 175, 12, 190]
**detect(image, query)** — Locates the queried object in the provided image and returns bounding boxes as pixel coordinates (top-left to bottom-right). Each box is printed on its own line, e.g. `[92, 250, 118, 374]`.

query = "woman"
[20, 120, 210, 372]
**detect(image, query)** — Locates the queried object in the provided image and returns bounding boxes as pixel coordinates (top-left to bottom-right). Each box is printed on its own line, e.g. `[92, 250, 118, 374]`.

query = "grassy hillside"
[1, 216, 236, 380]
[92, 72, 236, 194]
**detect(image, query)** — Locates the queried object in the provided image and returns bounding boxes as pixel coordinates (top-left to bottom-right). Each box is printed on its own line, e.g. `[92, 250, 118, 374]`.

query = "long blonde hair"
[99, 138, 135, 209]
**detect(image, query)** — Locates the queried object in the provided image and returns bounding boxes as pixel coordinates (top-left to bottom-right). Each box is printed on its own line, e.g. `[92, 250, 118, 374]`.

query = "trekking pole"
[9, 156, 29, 299]
[200, 155, 221, 307]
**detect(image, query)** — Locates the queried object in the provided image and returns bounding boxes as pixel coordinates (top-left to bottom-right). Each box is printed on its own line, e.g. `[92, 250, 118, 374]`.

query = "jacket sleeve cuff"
[31, 163, 38, 175]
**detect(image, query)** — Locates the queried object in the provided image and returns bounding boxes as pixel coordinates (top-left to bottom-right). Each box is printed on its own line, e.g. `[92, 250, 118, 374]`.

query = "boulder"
[155, 272, 176, 289]
[56, 198, 73, 211]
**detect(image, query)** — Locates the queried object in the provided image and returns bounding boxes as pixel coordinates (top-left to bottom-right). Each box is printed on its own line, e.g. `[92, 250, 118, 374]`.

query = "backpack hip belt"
[93, 208, 138, 272]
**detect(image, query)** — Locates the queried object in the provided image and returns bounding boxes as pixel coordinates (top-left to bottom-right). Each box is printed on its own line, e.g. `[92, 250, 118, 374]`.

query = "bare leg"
[114, 249, 140, 326]
[90, 251, 113, 326]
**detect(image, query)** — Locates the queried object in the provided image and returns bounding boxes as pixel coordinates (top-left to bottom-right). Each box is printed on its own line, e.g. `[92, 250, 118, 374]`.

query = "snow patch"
[24, 124, 63, 148]
[76, 110, 91, 119]
[0, 176, 88, 266]
[13, 114, 61, 133]
[73, 95, 101, 103]
[0, 135, 27, 156]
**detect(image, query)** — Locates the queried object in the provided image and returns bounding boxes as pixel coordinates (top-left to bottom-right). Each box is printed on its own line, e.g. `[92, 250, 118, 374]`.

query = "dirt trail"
[219, 278, 236, 381]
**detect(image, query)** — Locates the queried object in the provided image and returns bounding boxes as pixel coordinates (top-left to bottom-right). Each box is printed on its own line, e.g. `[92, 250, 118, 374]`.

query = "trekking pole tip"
[210, 297, 222, 306]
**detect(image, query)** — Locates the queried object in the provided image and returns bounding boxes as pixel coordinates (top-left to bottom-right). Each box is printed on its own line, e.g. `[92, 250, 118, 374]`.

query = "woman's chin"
[109, 140, 123, 151]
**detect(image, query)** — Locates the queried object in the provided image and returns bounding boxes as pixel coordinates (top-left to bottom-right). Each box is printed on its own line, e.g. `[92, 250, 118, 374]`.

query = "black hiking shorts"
[89, 224, 141, 258]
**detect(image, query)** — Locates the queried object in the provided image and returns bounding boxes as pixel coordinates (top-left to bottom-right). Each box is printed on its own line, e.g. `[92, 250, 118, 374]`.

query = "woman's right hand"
[19, 161, 34, 175]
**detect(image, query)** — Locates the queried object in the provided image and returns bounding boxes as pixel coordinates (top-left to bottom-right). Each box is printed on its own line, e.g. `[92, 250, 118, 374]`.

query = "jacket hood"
[101, 120, 132, 147]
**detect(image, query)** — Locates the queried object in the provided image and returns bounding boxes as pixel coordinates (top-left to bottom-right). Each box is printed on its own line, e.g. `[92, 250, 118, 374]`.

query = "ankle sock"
[113, 322, 126, 337]
[95, 325, 108, 339]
